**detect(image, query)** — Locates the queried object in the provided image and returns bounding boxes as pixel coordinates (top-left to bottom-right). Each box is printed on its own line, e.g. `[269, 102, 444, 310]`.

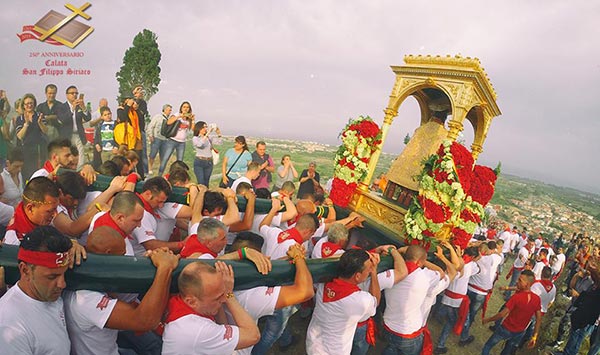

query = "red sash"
[321, 241, 342, 258]
[6, 202, 37, 241]
[180, 235, 217, 258]
[94, 212, 131, 240]
[505, 265, 525, 280]
[323, 278, 360, 303]
[383, 324, 432, 355]
[468, 283, 492, 320]
[165, 295, 215, 324]
[277, 228, 303, 244]
[357, 317, 377, 346]
[534, 279, 554, 293]
[136, 193, 160, 219]
[42, 160, 55, 174]
[444, 289, 470, 335]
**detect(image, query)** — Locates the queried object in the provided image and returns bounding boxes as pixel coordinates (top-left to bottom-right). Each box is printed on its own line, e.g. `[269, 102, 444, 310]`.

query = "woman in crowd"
[116, 97, 144, 178]
[273, 154, 298, 192]
[297, 161, 321, 200]
[221, 135, 252, 188]
[192, 121, 222, 187]
[15, 93, 48, 179]
[0, 148, 24, 207]
[159, 101, 194, 176]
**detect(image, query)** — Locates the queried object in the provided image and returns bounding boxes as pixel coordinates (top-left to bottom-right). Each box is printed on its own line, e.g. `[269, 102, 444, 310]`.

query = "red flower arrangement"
[468, 165, 497, 205]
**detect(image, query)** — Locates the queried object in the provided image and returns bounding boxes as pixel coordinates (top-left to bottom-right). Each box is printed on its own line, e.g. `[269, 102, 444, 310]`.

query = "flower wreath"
[330, 116, 382, 207]
[403, 140, 498, 250]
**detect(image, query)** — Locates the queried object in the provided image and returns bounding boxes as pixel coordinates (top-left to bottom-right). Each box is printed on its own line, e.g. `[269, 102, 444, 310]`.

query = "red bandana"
[17, 248, 69, 268]
[323, 278, 360, 303]
[535, 280, 555, 293]
[136, 193, 160, 219]
[405, 261, 420, 274]
[42, 160, 55, 174]
[6, 202, 37, 241]
[180, 235, 217, 258]
[277, 228, 303, 244]
[462, 255, 474, 264]
[94, 212, 131, 240]
[165, 295, 215, 323]
[321, 241, 342, 258]
[286, 215, 299, 227]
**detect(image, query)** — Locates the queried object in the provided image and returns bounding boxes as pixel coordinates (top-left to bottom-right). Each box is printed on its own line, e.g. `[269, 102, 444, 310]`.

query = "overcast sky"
[2, 1, 599, 193]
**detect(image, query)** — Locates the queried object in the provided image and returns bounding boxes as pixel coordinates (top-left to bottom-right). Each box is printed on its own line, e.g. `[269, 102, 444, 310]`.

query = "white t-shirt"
[530, 282, 556, 314]
[306, 283, 377, 355]
[311, 237, 345, 259]
[260, 225, 297, 260]
[155, 202, 183, 241]
[498, 231, 512, 253]
[0, 201, 14, 226]
[532, 261, 547, 280]
[513, 247, 530, 269]
[232, 286, 282, 355]
[162, 314, 240, 355]
[76, 191, 102, 245]
[0, 284, 71, 355]
[383, 267, 441, 334]
[442, 261, 479, 308]
[231, 176, 252, 194]
[552, 253, 566, 275]
[130, 210, 158, 256]
[63, 290, 119, 355]
[468, 254, 502, 295]
[30, 167, 50, 180]
[422, 273, 450, 324]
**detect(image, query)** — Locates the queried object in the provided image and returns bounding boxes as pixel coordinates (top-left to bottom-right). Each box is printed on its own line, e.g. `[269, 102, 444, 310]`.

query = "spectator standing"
[146, 104, 171, 175]
[273, 154, 298, 192]
[36, 84, 62, 142]
[132, 86, 149, 175]
[158, 101, 194, 176]
[0, 89, 11, 167]
[251, 141, 274, 190]
[192, 120, 221, 187]
[221, 135, 252, 188]
[15, 93, 48, 179]
[59, 86, 91, 169]
[0, 148, 24, 207]
[298, 161, 321, 199]
[116, 98, 145, 178]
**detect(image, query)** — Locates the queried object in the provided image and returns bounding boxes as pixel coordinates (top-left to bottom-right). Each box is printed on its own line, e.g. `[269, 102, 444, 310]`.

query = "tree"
[116, 29, 161, 101]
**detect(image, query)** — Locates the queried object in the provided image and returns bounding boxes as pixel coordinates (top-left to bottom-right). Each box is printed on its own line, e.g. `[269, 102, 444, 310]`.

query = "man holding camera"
[59, 85, 91, 169]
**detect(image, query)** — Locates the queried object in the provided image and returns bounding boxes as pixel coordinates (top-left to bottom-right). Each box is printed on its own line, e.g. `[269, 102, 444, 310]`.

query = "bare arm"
[368, 253, 382, 305]
[279, 196, 297, 223]
[260, 198, 282, 228]
[221, 189, 241, 226]
[482, 307, 510, 324]
[389, 248, 408, 284]
[527, 310, 543, 348]
[276, 244, 314, 309]
[190, 186, 207, 227]
[229, 191, 255, 233]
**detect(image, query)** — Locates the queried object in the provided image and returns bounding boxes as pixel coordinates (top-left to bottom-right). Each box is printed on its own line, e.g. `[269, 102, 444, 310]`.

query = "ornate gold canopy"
[349, 54, 501, 239]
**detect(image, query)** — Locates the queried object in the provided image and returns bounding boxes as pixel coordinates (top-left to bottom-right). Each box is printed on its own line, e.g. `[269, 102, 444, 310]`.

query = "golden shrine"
[349, 54, 501, 239]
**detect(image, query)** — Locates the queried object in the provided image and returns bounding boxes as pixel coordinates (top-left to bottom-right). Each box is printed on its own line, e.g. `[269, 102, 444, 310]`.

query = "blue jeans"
[504, 267, 522, 300]
[437, 304, 459, 348]
[481, 324, 524, 355]
[589, 325, 600, 355]
[158, 139, 185, 175]
[193, 157, 213, 187]
[382, 328, 423, 355]
[116, 330, 162, 355]
[563, 324, 596, 355]
[461, 290, 487, 341]
[149, 138, 166, 160]
[141, 132, 148, 175]
[251, 305, 296, 354]
[352, 323, 369, 355]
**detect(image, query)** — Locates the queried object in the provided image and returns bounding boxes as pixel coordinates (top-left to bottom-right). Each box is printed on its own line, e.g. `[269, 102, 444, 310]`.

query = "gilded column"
[360, 106, 397, 191]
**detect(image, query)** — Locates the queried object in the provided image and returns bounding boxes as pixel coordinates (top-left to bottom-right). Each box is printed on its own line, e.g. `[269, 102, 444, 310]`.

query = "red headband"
[18, 249, 70, 268]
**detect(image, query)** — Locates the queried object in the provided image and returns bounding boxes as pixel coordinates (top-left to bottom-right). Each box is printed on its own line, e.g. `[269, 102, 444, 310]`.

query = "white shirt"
[306, 283, 377, 355]
[155, 202, 183, 241]
[232, 286, 282, 355]
[383, 267, 441, 334]
[63, 290, 119, 355]
[442, 261, 479, 308]
[513, 247, 530, 269]
[76, 191, 102, 246]
[498, 231, 512, 253]
[260, 225, 298, 260]
[162, 314, 240, 355]
[30, 167, 50, 180]
[0, 201, 14, 226]
[468, 254, 502, 295]
[90, 211, 135, 256]
[552, 253, 566, 275]
[231, 176, 252, 194]
[130, 210, 158, 256]
[422, 273, 450, 324]
[0, 168, 23, 207]
[0, 284, 71, 355]
[532, 261, 547, 280]
[530, 281, 556, 313]
[311, 237, 345, 259]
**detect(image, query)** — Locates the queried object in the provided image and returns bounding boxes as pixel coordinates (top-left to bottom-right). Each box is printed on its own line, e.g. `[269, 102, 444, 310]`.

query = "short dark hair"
[99, 106, 111, 115]
[99, 161, 119, 177]
[47, 138, 72, 156]
[24, 177, 60, 204]
[70, 145, 78, 157]
[169, 160, 189, 173]
[111, 191, 143, 216]
[256, 141, 266, 148]
[65, 85, 77, 94]
[338, 249, 370, 279]
[255, 188, 271, 199]
[56, 171, 87, 200]
[487, 241, 497, 250]
[111, 155, 130, 173]
[45, 84, 57, 93]
[142, 177, 172, 196]
[235, 182, 253, 195]
[193, 121, 206, 137]
[7, 148, 24, 163]
[464, 246, 480, 258]
[231, 231, 264, 252]
[539, 248, 548, 256]
[541, 266, 553, 279]
[203, 191, 228, 214]
[168, 169, 190, 186]
[19, 226, 72, 261]
[521, 269, 535, 283]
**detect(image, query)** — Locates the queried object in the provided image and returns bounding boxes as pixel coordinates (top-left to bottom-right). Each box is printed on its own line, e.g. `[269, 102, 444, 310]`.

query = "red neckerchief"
[535, 279, 554, 293]
[94, 212, 131, 240]
[165, 295, 215, 323]
[462, 255, 474, 264]
[6, 202, 37, 240]
[277, 228, 303, 244]
[180, 234, 217, 258]
[323, 278, 360, 303]
[42, 160, 55, 174]
[540, 257, 549, 266]
[321, 241, 342, 258]
[136, 193, 160, 219]
[286, 214, 300, 227]
[405, 261, 420, 274]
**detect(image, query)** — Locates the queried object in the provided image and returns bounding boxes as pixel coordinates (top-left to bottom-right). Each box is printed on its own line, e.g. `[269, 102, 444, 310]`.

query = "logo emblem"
[96, 295, 111, 310]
